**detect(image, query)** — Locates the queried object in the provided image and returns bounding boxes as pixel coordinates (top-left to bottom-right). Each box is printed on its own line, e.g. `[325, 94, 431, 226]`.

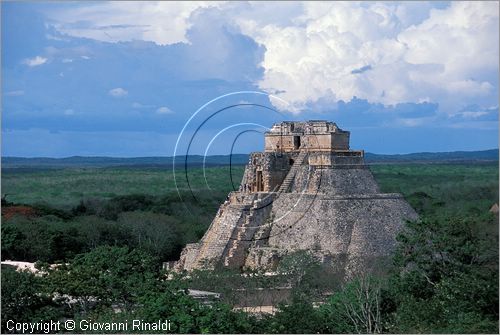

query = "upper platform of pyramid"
[264, 121, 350, 153]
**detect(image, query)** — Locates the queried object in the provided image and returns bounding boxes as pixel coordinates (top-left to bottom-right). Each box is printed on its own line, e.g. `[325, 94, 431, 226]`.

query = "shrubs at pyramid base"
[174, 121, 418, 275]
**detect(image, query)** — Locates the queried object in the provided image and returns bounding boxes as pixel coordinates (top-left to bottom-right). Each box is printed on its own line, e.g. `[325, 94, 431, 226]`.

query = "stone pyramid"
[174, 121, 418, 275]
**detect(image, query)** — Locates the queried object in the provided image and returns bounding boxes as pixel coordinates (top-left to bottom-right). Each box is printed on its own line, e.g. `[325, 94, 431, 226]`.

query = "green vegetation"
[1, 166, 243, 263]
[1, 163, 498, 333]
[372, 163, 498, 216]
[1, 166, 245, 209]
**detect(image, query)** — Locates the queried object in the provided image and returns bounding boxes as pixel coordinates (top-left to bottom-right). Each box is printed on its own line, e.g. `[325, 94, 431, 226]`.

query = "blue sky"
[2, 1, 498, 157]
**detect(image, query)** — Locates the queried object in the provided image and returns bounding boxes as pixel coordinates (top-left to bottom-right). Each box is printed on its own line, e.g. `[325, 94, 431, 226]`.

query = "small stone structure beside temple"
[174, 121, 417, 275]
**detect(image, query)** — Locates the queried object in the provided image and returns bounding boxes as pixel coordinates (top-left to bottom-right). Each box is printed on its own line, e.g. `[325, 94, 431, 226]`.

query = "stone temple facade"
[174, 121, 417, 275]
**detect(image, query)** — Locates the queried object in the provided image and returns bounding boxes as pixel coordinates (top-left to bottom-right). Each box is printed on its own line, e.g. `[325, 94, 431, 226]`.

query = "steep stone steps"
[194, 202, 241, 268]
[223, 211, 254, 267]
[223, 193, 277, 268]
[278, 150, 308, 193]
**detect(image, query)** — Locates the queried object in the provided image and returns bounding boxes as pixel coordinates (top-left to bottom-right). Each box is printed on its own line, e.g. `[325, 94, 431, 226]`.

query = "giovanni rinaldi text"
[6, 319, 172, 333]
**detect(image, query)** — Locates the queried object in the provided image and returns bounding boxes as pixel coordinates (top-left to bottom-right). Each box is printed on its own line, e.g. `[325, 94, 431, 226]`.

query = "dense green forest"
[1, 163, 498, 333]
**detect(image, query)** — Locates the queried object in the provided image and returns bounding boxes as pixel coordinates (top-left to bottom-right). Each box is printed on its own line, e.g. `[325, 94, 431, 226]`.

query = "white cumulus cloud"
[236, 1, 499, 113]
[108, 87, 128, 97]
[47, 1, 499, 115]
[46, 1, 222, 45]
[156, 106, 173, 114]
[22, 56, 48, 67]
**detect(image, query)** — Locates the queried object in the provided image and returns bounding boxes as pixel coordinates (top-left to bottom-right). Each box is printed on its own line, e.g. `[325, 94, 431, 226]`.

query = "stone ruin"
[174, 121, 418, 275]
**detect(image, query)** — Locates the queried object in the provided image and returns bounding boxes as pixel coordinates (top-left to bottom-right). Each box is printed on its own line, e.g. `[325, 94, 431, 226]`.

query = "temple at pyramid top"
[264, 120, 350, 152]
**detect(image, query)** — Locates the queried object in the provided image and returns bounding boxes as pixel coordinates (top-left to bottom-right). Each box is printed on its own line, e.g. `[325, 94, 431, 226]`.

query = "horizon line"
[2, 148, 499, 160]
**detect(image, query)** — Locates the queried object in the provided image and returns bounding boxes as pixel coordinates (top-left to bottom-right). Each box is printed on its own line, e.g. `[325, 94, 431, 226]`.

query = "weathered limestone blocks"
[245, 247, 287, 270]
[308, 152, 364, 166]
[255, 192, 418, 272]
[240, 152, 292, 193]
[292, 166, 381, 195]
[174, 243, 200, 271]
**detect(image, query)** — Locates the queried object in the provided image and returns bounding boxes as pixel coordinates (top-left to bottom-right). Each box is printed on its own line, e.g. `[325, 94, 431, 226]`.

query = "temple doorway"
[293, 136, 301, 149]
[256, 171, 263, 192]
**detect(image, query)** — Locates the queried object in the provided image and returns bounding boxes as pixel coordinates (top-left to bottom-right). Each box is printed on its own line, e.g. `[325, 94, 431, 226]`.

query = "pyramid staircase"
[193, 198, 246, 265]
[278, 150, 308, 193]
[223, 198, 262, 267]
[223, 210, 253, 267]
[193, 201, 230, 268]
[223, 194, 275, 268]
